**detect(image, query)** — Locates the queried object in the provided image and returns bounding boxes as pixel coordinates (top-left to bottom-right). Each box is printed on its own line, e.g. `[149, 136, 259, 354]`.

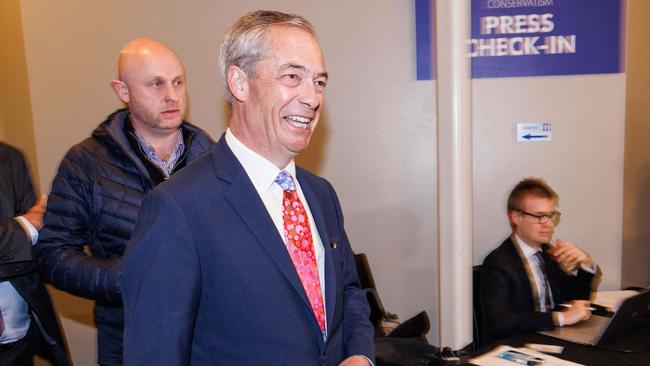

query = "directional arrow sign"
[518, 123, 552, 142]
[523, 134, 548, 140]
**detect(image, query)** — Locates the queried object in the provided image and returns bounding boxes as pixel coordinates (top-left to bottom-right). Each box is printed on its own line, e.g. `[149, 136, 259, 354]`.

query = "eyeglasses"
[515, 209, 561, 225]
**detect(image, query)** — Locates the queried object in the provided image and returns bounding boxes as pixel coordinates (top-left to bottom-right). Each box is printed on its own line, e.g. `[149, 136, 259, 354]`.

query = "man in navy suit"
[122, 10, 374, 366]
[480, 177, 599, 343]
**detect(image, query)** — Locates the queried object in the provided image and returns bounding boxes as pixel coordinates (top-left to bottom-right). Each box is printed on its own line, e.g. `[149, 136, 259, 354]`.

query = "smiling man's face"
[240, 25, 327, 168]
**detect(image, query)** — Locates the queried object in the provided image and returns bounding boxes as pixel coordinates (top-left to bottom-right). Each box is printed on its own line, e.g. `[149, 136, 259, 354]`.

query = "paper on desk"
[592, 290, 638, 311]
[469, 345, 583, 366]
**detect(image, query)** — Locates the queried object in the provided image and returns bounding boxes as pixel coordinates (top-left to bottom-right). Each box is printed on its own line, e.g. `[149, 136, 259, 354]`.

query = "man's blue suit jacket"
[122, 135, 375, 366]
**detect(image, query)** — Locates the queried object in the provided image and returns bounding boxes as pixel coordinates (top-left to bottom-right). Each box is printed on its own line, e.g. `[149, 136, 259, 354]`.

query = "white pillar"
[435, 0, 473, 349]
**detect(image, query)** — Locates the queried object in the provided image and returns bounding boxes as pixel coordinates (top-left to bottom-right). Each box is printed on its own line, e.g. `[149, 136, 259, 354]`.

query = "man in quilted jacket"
[34, 38, 214, 365]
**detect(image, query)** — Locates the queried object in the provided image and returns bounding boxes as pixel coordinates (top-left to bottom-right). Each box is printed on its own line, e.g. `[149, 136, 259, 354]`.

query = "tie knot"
[275, 170, 296, 191]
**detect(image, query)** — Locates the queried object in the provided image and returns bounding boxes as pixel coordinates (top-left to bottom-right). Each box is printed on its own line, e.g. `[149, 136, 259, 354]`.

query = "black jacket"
[0, 142, 71, 365]
[480, 236, 595, 343]
[35, 109, 214, 364]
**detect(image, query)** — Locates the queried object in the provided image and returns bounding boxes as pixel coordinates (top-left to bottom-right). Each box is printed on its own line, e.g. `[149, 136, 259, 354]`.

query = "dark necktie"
[534, 251, 553, 311]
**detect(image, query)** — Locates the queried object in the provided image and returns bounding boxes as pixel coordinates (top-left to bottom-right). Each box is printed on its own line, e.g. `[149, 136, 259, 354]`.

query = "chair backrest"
[355, 253, 433, 341]
[354, 253, 377, 290]
[473, 265, 483, 350]
[354, 253, 386, 327]
[365, 288, 387, 329]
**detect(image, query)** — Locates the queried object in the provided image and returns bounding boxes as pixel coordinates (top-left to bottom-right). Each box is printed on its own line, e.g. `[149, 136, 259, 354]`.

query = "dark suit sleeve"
[326, 183, 375, 362]
[12, 146, 37, 215]
[0, 148, 36, 279]
[35, 147, 121, 304]
[0, 219, 36, 279]
[122, 188, 200, 366]
[569, 268, 596, 300]
[551, 264, 596, 304]
[481, 260, 554, 339]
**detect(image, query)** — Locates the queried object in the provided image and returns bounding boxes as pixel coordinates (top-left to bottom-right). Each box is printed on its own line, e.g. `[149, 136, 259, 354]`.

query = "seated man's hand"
[22, 194, 48, 231]
[549, 239, 593, 273]
[339, 355, 372, 366]
[561, 300, 592, 326]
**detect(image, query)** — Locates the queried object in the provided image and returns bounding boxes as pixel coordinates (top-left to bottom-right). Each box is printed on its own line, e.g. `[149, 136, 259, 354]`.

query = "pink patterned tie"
[275, 170, 326, 333]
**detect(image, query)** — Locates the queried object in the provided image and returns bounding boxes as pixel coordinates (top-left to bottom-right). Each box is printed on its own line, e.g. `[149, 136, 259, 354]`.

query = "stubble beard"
[130, 105, 182, 133]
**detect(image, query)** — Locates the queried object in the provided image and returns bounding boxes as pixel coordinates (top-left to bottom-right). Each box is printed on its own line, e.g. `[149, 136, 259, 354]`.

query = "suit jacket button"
[321, 354, 327, 364]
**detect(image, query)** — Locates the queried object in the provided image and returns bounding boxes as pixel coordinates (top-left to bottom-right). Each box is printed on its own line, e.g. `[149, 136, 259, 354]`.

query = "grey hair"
[218, 10, 316, 104]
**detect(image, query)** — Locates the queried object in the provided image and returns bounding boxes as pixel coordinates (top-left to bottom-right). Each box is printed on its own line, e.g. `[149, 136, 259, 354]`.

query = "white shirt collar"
[225, 128, 296, 196]
[514, 234, 542, 260]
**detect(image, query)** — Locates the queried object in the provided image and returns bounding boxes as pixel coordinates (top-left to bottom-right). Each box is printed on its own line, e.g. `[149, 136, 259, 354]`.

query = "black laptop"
[538, 289, 650, 347]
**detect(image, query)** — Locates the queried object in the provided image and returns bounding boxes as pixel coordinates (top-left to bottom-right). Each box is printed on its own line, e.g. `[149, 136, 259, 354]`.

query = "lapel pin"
[330, 241, 338, 249]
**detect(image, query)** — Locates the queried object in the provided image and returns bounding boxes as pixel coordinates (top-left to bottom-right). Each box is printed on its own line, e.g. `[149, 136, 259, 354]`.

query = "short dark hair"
[507, 177, 559, 212]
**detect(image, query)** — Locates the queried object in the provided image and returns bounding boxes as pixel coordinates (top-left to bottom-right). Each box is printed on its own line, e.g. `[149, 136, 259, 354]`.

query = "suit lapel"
[298, 173, 337, 335]
[212, 138, 312, 314]
[508, 236, 540, 311]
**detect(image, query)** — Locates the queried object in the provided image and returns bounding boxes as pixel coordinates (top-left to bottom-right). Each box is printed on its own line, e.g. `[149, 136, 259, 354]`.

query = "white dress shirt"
[225, 129, 327, 333]
[514, 235, 555, 313]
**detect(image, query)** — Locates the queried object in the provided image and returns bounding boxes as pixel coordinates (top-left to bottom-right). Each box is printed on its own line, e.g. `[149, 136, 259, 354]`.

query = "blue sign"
[471, 0, 625, 78]
[416, 0, 436, 80]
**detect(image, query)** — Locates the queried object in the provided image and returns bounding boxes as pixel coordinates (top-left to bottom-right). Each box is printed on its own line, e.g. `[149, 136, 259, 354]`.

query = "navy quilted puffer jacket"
[35, 109, 213, 362]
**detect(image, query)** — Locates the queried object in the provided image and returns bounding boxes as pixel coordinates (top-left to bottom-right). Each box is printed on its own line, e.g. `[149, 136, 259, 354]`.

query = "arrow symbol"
[523, 134, 547, 140]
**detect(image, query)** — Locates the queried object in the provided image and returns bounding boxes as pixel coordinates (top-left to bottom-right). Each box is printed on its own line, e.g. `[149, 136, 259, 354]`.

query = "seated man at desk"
[481, 177, 599, 342]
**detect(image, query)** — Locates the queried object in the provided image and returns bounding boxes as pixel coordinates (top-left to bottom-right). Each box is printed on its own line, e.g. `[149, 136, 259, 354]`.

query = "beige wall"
[471, 1, 650, 295]
[472, 74, 626, 291]
[0, 0, 39, 187]
[2, 3, 69, 364]
[622, 0, 650, 288]
[18, 0, 438, 362]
